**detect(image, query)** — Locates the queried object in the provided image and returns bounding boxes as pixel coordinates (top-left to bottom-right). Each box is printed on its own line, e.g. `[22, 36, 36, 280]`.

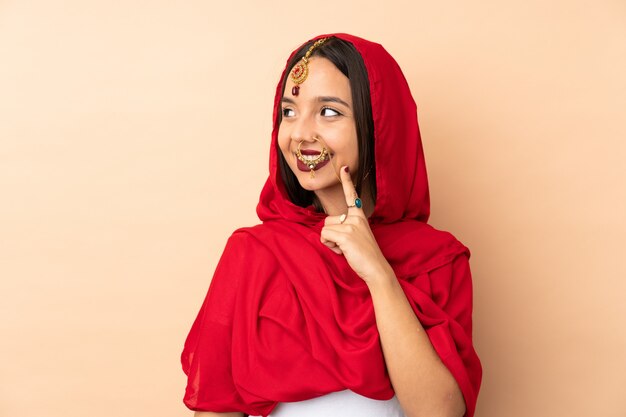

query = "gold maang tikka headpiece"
[290, 37, 329, 96]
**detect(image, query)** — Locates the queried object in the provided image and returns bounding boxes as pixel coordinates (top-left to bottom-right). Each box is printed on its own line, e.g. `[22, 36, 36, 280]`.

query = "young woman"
[181, 33, 482, 417]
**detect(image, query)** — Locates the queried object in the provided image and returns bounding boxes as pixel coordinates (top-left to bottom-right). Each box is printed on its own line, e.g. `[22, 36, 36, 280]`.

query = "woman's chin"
[297, 179, 324, 191]
[297, 176, 342, 193]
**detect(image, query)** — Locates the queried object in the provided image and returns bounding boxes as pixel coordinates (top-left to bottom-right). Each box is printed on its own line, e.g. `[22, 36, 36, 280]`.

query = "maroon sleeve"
[400, 251, 482, 417]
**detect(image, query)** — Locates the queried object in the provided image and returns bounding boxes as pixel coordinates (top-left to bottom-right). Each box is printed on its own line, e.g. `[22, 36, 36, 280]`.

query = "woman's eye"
[282, 108, 295, 117]
[321, 107, 341, 117]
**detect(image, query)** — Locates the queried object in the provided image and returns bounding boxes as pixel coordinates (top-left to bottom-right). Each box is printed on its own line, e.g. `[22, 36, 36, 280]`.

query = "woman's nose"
[290, 113, 318, 143]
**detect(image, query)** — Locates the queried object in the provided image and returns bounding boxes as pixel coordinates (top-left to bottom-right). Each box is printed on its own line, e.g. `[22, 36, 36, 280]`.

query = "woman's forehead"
[284, 57, 352, 104]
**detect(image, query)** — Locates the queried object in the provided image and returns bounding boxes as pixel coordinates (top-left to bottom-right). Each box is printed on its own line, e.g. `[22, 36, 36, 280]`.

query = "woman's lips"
[295, 152, 331, 172]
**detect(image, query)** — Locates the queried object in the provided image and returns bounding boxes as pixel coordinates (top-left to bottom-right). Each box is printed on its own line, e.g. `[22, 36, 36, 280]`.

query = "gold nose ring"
[295, 137, 329, 179]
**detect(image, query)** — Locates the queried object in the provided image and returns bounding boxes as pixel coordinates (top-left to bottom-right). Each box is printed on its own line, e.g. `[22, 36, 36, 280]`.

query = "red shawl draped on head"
[181, 33, 482, 417]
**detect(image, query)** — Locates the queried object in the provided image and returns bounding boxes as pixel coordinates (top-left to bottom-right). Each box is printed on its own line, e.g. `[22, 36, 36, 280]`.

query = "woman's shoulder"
[372, 220, 471, 277]
[222, 224, 271, 253]
[220, 223, 287, 263]
[374, 220, 470, 252]
[230, 222, 279, 246]
[374, 219, 466, 243]
[231, 220, 315, 249]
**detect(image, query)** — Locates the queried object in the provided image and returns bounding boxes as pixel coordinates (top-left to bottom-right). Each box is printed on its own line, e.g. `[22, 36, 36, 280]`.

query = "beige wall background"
[1, 1, 624, 416]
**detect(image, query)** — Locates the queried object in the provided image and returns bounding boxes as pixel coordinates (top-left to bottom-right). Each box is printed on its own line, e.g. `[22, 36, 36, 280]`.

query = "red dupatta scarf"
[181, 33, 482, 417]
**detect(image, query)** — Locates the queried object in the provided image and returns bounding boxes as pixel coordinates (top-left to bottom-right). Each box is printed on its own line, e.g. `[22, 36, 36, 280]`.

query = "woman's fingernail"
[344, 166, 349, 173]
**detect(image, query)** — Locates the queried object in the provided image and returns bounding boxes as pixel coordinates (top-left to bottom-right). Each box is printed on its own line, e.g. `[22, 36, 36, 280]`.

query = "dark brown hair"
[277, 36, 376, 212]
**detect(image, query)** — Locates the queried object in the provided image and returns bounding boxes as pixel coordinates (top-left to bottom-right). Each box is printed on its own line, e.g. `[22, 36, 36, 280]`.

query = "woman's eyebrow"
[281, 96, 351, 109]
[317, 96, 351, 108]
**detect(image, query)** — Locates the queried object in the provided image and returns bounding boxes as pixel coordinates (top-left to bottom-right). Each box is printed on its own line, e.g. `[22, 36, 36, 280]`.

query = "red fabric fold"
[181, 33, 482, 417]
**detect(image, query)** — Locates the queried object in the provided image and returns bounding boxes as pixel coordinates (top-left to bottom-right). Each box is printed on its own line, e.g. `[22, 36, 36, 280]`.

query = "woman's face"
[278, 56, 358, 193]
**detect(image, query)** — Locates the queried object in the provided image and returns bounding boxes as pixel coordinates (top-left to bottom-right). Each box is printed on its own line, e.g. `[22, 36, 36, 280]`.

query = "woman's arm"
[194, 412, 244, 417]
[367, 265, 466, 417]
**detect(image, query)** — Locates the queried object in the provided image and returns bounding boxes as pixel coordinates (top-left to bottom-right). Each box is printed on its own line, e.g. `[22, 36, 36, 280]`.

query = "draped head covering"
[181, 33, 482, 417]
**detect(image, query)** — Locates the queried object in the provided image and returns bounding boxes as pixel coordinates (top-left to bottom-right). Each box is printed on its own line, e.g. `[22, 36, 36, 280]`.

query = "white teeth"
[295, 152, 332, 162]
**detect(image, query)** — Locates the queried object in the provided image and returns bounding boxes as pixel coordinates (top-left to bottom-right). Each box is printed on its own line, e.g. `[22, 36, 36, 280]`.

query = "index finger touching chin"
[341, 165, 364, 212]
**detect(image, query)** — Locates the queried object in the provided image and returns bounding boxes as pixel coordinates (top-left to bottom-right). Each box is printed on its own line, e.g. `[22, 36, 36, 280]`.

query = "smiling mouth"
[295, 151, 332, 172]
